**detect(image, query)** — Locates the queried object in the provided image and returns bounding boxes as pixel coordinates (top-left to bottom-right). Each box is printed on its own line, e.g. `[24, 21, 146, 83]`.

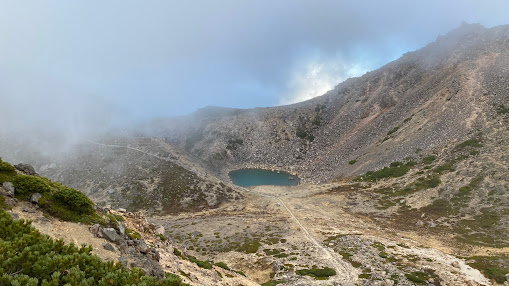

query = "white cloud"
[280, 58, 370, 105]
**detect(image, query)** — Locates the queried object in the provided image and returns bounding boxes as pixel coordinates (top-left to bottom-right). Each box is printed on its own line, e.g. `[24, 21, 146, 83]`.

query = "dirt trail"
[86, 139, 211, 179]
[277, 197, 359, 284]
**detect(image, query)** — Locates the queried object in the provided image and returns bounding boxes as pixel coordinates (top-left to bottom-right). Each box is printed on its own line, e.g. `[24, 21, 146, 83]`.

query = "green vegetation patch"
[358, 161, 413, 181]
[296, 127, 315, 141]
[496, 105, 509, 115]
[126, 228, 141, 240]
[387, 126, 400, 136]
[433, 163, 455, 174]
[187, 255, 213, 270]
[405, 271, 431, 284]
[413, 176, 441, 190]
[226, 138, 244, 150]
[0, 158, 16, 183]
[421, 155, 436, 164]
[10, 173, 101, 224]
[468, 256, 509, 284]
[455, 138, 483, 150]
[0, 209, 190, 286]
[215, 262, 230, 271]
[12, 175, 53, 198]
[239, 238, 261, 253]
[296, 267, 336, 280]
[348, 159, 357, 165]
[420, 199, 458, 217]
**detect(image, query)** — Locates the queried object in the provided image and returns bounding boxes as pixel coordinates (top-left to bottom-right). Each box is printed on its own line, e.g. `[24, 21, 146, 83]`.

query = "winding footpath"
[277, 197, 358, 285]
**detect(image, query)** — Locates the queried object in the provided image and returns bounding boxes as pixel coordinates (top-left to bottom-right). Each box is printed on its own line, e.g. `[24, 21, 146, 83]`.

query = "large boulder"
[1, 182, 15, 197]
[103, 243, 116, 252]
[101, 228, 119, 242]
[14, 164, 38, 176]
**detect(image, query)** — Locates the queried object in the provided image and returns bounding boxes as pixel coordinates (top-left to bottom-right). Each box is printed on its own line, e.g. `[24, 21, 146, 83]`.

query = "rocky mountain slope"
[146, 23, 508, 184]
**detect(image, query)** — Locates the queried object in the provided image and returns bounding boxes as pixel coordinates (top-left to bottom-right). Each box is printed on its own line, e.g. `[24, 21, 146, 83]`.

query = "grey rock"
[272, 260, 284, 272]
[505, 273, 509, 282]
[103, 243, 116, 252]
[30, 193, 42, 204]
[117, 221, 125, 235]
[451, 261, 460, 268]
[9, 212, 19, 220]
[416, 220, 424, 226]
[135, 240, 149, 254]
[107, 189, 115, 194]
[89, 224, 102, 237]
[155, 225, 165, 235]
[14, 163, 37, 176]
[118, 208, 127, 213]
[149, 249, 160, 261]
[101, 228, 119, 242]
[2, 182, 15, 197]
[118, 256, 128, 266]
[21, 206, 36, 213]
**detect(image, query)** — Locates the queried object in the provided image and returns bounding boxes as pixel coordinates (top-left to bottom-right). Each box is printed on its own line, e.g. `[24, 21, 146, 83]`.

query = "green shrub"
[414, 176, 441, 190]
[187, 256, 212, 269]
[296, 127, 315, 141]
[173, 248, 183, 257]
[422, 155, 436, 164]
[0, 158, 15, 172]
[434, 163, 455, 174]
[158, 234, 167, 241]
[12, 175, 53, 198]
[215, 262, 230, 270]
[405, 271, 430, 284]
[0, 209, 189, 286]
[360, 162, 412, 181]
[126, 228, 141, 240]
[456, 139, 483, 149]
[296, 267, 336, 280]
[52, 186, 95, 215]
[387, 126, 399, 136]
[348, 160, 357, 165]
[239, 239, 261, 253]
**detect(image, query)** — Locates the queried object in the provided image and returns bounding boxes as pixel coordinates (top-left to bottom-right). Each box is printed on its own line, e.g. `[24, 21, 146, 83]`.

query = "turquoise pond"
[229, 168, 300, 187]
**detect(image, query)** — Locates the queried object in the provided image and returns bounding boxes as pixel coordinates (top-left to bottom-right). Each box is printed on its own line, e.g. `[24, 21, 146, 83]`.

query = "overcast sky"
[1, 0, 509, 135]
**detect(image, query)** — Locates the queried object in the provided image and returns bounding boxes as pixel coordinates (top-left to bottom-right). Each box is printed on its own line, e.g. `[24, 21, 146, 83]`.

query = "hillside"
[146, 23, 507, 184]
[1, 23, 509, 285]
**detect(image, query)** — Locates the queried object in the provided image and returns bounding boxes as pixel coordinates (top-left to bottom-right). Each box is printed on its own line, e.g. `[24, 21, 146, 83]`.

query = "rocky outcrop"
[14, 163, 38, 176]
[1, 182, 15, 197]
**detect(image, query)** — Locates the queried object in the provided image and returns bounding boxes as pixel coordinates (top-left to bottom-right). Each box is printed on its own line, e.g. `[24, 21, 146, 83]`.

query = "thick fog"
[1, 0, 509, 156]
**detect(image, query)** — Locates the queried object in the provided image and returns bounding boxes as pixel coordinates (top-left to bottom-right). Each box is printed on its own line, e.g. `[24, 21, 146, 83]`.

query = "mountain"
[149, 23, 508, 184]
[1, 23, 509, 285]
